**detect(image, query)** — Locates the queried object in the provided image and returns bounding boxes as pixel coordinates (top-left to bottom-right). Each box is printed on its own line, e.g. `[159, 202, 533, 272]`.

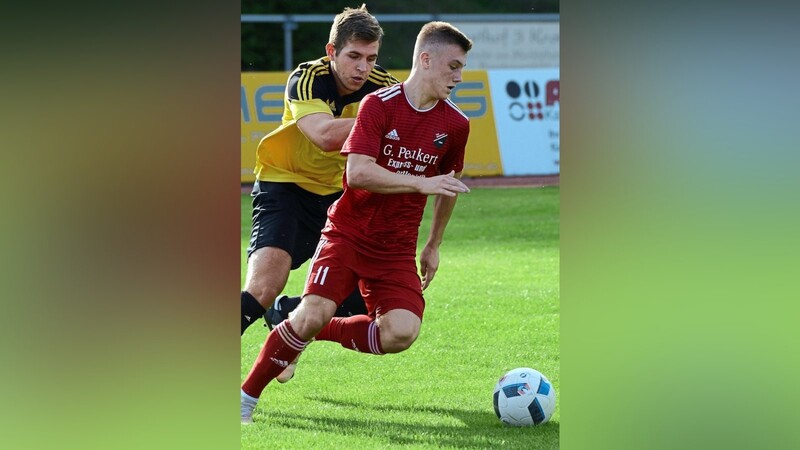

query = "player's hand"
[418, 170, 470, 197]
[419, 245, 440, 290]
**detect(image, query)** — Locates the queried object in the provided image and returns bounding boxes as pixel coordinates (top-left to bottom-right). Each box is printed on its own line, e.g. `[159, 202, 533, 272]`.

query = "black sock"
[241, 291, 266, 335]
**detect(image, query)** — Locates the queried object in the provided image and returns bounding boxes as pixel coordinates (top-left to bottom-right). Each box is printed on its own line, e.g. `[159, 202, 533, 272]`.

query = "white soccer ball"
[493, 367, 556, 426]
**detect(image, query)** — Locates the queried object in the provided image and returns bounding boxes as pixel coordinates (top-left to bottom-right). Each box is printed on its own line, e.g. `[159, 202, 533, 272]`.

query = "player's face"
[328, 39, 380, 96]
[429, 45, 467, 100]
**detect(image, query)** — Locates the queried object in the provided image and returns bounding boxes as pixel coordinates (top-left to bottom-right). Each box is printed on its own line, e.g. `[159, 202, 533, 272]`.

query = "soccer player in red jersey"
[241, 5, 398, 383]
[241, 21, 473, 423]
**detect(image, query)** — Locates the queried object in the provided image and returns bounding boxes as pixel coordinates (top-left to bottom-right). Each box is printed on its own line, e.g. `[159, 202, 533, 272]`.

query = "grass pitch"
[241, 186, 560, 449]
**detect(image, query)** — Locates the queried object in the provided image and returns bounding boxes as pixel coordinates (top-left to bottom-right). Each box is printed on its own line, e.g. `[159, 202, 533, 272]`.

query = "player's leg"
[241, 181, 300, 334]
[241, 295, 338, 423]
[264, 287, 367, 382]
[241, 238, 355, 422]
[261, 186, 343, 381]
[242, 247, 291, 334]
[374, 308, 421, 353]
[264, 288, 368, 329]
[315, 302, 422, 355]
[370, 266, 425, 352]
[314, 259, 424, 355]
[260, 185, 344, 331]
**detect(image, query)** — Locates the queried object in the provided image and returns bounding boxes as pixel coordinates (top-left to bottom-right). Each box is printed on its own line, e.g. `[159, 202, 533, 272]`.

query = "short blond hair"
[413, 21, 473, 61]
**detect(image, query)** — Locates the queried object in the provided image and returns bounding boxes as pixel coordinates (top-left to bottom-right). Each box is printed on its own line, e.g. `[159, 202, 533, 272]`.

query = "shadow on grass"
[268, 395, 559, 449]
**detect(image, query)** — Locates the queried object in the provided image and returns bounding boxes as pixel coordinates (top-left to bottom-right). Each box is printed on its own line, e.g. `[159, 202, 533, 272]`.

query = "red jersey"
[322, 83, 470, 260]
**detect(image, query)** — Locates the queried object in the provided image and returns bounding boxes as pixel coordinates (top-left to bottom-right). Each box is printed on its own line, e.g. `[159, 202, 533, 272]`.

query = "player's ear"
[419, 51, 430, 69]
[325, 43, 336, 59]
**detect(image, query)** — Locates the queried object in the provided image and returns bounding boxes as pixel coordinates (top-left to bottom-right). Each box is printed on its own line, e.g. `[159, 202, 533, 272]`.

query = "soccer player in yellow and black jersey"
[241, 5, 398, 385]
[254, 55, 397, 196]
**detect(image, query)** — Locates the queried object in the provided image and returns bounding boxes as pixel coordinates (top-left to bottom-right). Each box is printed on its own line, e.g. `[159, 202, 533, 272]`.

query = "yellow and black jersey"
[254, 56, 399, 195]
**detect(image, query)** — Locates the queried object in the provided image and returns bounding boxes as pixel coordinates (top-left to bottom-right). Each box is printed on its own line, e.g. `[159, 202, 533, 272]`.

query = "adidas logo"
[270, 357, 289, 368]
[384, 129, 400, 140]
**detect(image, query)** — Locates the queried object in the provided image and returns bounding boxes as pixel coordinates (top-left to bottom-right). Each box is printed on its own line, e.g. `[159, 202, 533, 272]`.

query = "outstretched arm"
[419, 171, 464, 289]
[346, 153, 470, 196]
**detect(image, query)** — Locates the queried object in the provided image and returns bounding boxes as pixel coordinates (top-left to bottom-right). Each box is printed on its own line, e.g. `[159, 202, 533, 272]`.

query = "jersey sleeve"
[341, 93, 386, 158]
[439, 119, 470, 174]
[286, 65, 335, 121]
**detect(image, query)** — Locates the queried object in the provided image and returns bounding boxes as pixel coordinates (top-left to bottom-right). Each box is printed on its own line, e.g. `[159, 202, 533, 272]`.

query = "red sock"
[241, 320, 307, 398]
[316, 315, 384, 355]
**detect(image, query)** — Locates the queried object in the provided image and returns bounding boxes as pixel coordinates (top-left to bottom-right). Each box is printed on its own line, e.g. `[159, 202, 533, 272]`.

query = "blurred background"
[242, 0, 559, 71]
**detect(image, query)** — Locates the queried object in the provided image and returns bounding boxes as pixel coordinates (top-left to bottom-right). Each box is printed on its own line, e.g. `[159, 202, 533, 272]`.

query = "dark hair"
[329, 4, 384, 55]
[415, 21, 473, 55]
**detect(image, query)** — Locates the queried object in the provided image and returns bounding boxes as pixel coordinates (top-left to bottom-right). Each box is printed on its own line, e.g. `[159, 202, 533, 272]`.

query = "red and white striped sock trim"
[276, 321, 307, 352]
[368, 321, 384, 355]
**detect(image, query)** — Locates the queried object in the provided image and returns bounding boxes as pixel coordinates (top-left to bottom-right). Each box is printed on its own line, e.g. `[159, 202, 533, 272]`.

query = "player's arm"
[296, 113, 356, 152]
[418, 171, 463, 289]
[286, 64, 355, 152]
[347, 154, 469, 196]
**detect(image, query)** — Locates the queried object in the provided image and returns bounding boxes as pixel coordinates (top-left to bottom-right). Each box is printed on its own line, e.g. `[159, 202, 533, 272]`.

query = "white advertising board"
[488, 68, 560, 175]
[452, 22, 559, 69]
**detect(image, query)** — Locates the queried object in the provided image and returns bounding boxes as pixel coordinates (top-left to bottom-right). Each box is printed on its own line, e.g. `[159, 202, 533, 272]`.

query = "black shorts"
[247, 181, 341, 270]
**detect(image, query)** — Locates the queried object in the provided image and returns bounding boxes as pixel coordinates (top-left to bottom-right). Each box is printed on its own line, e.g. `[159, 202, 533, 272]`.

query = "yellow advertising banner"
[450, 70, 503, 176]
[241, 72, 287, 183]
[240, 70, 503, 183]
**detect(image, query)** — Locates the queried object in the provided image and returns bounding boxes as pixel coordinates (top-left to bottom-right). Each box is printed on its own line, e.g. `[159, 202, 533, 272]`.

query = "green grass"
[241, 186, 560, 449]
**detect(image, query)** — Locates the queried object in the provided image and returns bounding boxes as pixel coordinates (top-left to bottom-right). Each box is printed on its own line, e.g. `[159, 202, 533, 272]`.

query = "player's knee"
[290, 297, 336, 340]
[377, 310, 421, 353]
[288, 310, 325, 340]
[381, 325, 419, 353]
[244, 247, 292, 307]
[388, 334, 417, 353]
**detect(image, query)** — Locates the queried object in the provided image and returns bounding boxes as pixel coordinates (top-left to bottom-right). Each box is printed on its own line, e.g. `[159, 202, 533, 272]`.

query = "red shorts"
[303, 237, 425, 320]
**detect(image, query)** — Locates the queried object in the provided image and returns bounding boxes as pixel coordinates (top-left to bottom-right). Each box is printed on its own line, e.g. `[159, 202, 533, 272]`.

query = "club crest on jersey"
[433, 132, 448, 148]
